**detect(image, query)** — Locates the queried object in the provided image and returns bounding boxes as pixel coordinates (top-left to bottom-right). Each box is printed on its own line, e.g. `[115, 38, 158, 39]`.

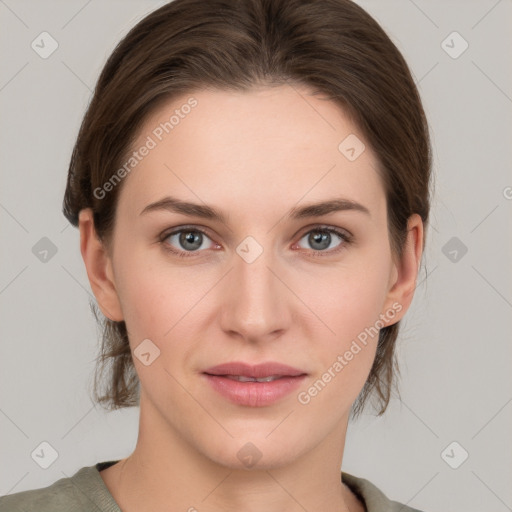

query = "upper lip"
[203, 362, 307, 378]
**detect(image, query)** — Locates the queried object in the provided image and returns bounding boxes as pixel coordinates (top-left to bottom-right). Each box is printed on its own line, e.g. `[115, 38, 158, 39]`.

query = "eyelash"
[159, 225, 353, 259]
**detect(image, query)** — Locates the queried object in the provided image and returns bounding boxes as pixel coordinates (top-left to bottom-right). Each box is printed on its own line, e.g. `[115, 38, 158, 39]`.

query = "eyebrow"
[139, 195, 370, 222]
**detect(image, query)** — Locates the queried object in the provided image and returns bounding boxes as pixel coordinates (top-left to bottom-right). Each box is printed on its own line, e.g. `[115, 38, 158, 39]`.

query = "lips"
[203, 362, 306, 379]
[202, 362, 307, 407]
[224, 375, 282, 382]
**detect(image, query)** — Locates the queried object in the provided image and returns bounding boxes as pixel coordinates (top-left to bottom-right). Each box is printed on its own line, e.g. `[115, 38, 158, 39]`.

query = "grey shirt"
[0, 460, 425, 511]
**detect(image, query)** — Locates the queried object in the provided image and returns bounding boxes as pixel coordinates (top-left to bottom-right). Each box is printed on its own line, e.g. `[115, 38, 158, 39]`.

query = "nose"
[218, 241, 292, 343]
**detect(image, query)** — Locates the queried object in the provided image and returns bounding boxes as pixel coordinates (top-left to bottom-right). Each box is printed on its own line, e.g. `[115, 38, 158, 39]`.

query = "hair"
[62, 0, 432, 418]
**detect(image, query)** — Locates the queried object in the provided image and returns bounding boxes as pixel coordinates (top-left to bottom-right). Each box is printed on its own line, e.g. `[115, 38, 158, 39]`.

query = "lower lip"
[203, 374, 307, 407]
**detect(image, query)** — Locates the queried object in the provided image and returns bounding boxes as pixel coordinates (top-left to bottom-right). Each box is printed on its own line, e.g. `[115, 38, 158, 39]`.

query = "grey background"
[1, 1, 511, 510]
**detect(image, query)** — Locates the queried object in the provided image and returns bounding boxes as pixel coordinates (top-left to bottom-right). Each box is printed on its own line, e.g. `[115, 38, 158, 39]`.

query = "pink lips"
[203, 362, 307, 407]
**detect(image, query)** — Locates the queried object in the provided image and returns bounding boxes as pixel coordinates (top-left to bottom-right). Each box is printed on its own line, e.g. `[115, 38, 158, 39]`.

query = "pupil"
[181, 231, 201, 250]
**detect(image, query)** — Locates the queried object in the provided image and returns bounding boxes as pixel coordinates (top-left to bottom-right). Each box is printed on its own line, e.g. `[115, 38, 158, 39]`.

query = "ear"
[381, 213, 424, 326]
[78, 208, 124, 322]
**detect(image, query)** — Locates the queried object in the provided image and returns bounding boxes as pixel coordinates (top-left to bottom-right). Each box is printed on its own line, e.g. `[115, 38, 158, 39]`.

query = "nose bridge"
[220, 238, 289, 340]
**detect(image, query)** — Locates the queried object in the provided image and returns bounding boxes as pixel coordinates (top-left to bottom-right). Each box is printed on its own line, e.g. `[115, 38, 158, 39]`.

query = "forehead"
[117, 85, 385, 221]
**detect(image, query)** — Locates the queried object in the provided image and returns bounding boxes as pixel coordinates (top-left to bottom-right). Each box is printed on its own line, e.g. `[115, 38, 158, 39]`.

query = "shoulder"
[0, 463, 121, 512]
[342, 472, 427, 512]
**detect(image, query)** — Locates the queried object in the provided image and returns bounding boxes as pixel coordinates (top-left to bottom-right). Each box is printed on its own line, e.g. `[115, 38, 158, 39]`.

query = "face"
[80, 84, 421, 470]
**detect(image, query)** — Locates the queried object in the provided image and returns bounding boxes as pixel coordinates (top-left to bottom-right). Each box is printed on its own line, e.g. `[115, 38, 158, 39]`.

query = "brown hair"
[63, 0, 432, 417]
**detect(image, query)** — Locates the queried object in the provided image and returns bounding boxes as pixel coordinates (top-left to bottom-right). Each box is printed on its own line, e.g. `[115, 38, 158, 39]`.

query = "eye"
[160, 225, 352, 259]
[160, 227, 218, 257]
[294, 226, 351, 255]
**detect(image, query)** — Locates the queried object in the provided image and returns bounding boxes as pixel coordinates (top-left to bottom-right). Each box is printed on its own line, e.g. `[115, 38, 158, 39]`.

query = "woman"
[0, 0, 431, 510]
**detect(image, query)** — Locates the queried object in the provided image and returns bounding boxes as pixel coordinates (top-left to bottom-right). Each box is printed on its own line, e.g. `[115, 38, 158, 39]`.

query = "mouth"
[203, 361, 306, 378]
[202, 362, 308, 407]
[220, 374, 287, 382]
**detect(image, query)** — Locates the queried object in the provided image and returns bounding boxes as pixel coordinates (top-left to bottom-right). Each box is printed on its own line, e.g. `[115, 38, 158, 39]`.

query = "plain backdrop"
[0, 1, 511, 511]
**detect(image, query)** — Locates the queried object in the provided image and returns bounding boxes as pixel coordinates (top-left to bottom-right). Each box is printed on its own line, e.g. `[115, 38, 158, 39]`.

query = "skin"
[79, 84, 423, 512]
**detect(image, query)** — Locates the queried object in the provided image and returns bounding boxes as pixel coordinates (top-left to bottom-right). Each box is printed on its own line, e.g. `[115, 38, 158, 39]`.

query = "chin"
[201, 434, 306, 472]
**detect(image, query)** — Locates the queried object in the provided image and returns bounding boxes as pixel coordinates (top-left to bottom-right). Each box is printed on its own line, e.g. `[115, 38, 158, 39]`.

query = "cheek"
[293, 249, 392, 395]
[113, 248, 217, 368]
[293, 273, 388, 412]
[111, 245, 178, 341]
[301, 253, 392, 347]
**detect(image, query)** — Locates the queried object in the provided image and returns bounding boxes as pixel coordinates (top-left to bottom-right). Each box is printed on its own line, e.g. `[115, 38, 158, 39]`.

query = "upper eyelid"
[160, 224, 216, 241]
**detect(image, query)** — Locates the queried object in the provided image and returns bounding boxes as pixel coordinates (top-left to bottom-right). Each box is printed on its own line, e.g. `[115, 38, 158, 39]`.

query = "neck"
[102, 395, 361, 512]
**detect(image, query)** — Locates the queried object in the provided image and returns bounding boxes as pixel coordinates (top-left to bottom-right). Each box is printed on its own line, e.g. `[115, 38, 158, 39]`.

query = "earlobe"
[382, 214, 424, 326]
[78, 209, 124, 322]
